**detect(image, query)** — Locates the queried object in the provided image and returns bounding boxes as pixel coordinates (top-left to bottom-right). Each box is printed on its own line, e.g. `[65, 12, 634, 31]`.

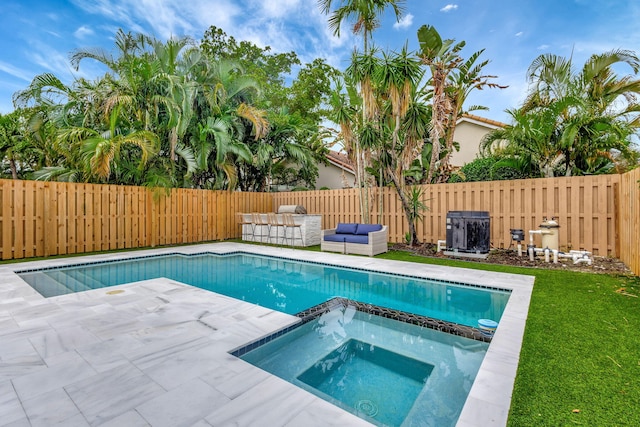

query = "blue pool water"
[18, 252, 509, 327]
[240, 305, 488, 427]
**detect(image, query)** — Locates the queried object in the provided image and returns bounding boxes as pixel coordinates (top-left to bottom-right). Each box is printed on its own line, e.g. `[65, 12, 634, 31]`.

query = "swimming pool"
[16, 250, 511, 425]
[5, 243, 535, 426]
[17, 252, 510, 328]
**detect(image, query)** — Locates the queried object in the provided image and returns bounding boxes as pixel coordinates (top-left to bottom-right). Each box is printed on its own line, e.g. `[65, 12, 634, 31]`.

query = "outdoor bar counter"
[240, 213, 321, 247]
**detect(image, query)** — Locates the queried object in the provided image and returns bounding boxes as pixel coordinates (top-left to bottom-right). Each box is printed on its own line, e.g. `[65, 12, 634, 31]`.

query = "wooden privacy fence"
[1, 171, 638, 275]
[618, 167, 640, 275]
[274, 175, 622, 256]
[0, 180, 271, 260]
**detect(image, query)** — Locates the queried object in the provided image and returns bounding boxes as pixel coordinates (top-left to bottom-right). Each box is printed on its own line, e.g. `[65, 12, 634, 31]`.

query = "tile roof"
[326, 150, 355, 174]
[460, 113, 507, 128]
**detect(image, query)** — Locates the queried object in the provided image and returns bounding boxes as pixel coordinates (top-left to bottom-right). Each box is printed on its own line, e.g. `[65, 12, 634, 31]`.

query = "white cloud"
[515, 31, 523, 37]
[70, 0, 242, 40]
[253, 0, 301, 19]
[26, 41, 87, 81]
[299, 5, 352, 51]
[30, 50, 75, 77]
[0, 61, 33, 82]
[67, 0, 353, 77]
[66, 0, 355, 65]
[74, 25, 95, 39]
[440, 4, 458, 13]
[393, 14, 414, 30]
[537, 44, 550, 50]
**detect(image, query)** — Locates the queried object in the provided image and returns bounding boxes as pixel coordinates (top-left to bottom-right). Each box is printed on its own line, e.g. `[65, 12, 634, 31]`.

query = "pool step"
[20, 272, 76, 297]
[44, 270, 94, 293]
[61, 268, 107, 291]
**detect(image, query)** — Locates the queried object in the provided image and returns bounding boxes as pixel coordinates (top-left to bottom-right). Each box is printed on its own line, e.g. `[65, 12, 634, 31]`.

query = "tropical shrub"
[448, 156, 530, 182]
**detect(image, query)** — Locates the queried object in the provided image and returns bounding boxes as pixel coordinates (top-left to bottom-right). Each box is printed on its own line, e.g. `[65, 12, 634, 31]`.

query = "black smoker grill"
[446, 211, 491, 253]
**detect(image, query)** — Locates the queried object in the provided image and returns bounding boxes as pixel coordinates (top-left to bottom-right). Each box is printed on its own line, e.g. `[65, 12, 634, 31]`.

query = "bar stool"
[266, 212, 282, 244]
[236, 213, 254, 241]
[251, 212, 269, 243]
[282, 213, 304, 247]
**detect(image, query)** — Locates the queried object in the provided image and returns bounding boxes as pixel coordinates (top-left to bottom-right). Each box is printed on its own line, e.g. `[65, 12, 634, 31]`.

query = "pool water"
[18, 252, 509, 328]
[298, 339, 434, 426]
[239, 304, 488, 427]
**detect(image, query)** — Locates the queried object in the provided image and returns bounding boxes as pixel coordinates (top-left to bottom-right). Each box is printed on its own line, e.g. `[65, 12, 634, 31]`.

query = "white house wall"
[450, 120, 497, 167]
[315, 163, 356, 189]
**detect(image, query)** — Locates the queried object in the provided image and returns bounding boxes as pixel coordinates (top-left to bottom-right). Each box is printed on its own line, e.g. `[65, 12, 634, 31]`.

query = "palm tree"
[51, 107, 159, 182]
[318, 0, 405, 52]
[417, 25, 465, 183]
[242, 110, 319, 192]
[344, 50, 381, 219]
[194, 59, 269, 190]
[437, 49, 506, 180]
[373, 46, 427, 244]
[192, 115, 253, 190]
[319, 0, 405, 223]
[0, 111, 25, 179]
[481, 106, 566, 178]
[13, 29, 323, 190]
[501, 49, 640, 176]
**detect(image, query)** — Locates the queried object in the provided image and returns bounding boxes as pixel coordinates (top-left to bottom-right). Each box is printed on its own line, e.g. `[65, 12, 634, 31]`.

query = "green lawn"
[4, 243, 639, 425]
[379, 251, 640, 426]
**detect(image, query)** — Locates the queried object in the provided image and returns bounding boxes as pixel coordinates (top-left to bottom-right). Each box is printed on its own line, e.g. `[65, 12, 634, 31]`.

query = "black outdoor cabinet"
[445, 211, 491, 253]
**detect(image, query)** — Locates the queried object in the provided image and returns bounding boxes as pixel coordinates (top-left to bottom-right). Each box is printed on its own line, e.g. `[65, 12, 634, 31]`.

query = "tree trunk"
[388, 173, 420, 247]
[169, 128, 177, 163]
[354, 143, 368, 223]
[9, 159, 18, 180]
[378, 163, 384, 224]
[439, 109, 459, 179]
[426, 132, 441, 184]
[426, 68, 451, 184]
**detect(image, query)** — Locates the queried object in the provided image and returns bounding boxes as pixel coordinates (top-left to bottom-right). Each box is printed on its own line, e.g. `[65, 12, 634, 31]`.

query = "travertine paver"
[0, 242, 534, 426]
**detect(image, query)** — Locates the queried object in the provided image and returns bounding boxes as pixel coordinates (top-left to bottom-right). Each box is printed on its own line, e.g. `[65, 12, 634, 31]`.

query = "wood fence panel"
[1, 182, 9, 258]
[124, 186, 133, 249]
[618, 168, 640, 275]
[0, 175, 636, 275]
[22, 181, 34, 258]
[217, 191, 226, 241]
[274, 175, 622, 257]
[194, 190, 202, 241]
[0, 180, 272, 260]
[14, 181, 26, 258]
[44, 183, 56, 256]
[98, 185, 107, 251]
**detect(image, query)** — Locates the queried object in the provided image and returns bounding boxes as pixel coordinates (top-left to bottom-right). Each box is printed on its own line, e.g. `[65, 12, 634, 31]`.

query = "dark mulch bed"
[390, 243, 632, 275]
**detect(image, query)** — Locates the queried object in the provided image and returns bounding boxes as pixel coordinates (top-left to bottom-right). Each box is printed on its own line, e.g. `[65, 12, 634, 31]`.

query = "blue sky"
[1, 0, 639, 123]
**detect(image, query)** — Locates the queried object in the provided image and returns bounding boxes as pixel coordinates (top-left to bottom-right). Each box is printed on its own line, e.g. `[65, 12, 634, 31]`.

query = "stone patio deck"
[0, 243, 534, 426]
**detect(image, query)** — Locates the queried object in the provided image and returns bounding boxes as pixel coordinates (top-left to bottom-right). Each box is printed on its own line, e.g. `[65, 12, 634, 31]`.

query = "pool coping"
[0, 242, 534, 426]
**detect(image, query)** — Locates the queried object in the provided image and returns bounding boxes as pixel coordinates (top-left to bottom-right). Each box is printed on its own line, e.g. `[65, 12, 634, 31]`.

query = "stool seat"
[266, 212, 282, 244]
[251, 213, 270, 243]
[236, 213, 255, 241]
[282, 213, 304, 246]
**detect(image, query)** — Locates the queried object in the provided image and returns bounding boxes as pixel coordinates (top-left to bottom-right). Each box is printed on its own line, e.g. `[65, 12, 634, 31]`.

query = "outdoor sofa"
[321, 223, 388, 256]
